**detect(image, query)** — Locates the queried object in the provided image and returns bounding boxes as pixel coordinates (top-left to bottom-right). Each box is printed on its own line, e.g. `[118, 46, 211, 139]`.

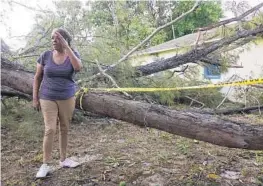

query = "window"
[204, 65, 221, 79]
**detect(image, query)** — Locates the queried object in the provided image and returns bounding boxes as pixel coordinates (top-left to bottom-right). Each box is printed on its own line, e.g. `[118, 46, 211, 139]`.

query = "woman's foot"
[60, 158, 80, 168]
[36, 163, 51, 178]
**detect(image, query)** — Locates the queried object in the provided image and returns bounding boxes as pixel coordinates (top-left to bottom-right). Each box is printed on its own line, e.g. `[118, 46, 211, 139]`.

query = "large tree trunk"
[1, 57, 34, 95]
[1, 59, 263, 150]
[77, 92, 263, 150]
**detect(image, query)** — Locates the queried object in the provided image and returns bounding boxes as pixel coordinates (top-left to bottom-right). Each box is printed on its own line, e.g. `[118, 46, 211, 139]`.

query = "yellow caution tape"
[75, 87, 89, 110]
[76, 78, 262, 110]
[87, 78, 263, 92]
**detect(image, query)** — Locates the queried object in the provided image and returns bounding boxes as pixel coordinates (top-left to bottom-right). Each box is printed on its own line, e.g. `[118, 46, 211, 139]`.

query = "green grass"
[1, 98, 43, 142]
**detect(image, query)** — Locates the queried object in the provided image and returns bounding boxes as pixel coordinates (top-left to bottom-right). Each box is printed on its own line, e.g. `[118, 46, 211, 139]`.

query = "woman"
[33, 28, 82, 178]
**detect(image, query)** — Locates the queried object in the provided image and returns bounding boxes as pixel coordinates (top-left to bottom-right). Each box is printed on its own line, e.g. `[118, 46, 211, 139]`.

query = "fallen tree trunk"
[1, 85, 32, 100]
[191, 105, 263, 115]
[214, 105, 262, 115]
[1, 58, 34, 95]
[1, 59, 263, 150]
[77, 92, 263, 150]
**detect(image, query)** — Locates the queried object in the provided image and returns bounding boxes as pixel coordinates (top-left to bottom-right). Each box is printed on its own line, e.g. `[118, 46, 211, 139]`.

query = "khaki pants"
[40, 97, 75, 163]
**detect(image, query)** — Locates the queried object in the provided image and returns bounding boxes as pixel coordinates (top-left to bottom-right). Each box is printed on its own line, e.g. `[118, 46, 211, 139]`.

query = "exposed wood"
[1, 61, 263, 150]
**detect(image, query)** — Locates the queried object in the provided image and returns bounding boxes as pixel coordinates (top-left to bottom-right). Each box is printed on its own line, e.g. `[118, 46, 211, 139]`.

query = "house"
[128, 26, 263, 102]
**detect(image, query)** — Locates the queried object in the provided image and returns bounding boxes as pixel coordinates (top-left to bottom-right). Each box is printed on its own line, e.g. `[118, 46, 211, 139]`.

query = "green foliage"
[176, 137, 192, 155]
[242, 12, 263, 31]
[119, 181, 126, 186]
[86, 0, 167, 67]
[17, 1, 92, 71]
[128, 69, 225, 108]
[165, 1, 223, 40]
[19, 0, 223, 75]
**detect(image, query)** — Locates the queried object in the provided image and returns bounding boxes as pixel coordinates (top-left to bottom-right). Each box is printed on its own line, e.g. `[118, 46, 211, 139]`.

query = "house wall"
[221, 42, 263, 81]
[218, 42, 263, 102]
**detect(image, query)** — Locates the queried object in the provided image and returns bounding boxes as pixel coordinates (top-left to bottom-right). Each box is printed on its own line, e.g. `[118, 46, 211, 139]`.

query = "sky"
[1, 0, 263, 51]
[0, 0, 55, 50]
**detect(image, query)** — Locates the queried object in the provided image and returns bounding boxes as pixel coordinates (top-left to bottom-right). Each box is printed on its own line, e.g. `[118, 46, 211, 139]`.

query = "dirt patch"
[1, 104, 263, 186]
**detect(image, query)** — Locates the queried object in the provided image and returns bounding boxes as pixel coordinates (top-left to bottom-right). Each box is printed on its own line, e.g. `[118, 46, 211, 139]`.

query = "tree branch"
[108, 1, 200, 68]
[135, 26, 263, 77]
[185, 95, 205, 109]
[18, 21, 54, 55]
[199, 57, 243, 68]
[11, 54, 40, 60]
[215, 105, 263, 115]
[80, 1, 200, 83]
[168, 65, 189, 79]
[251, 96, 262, 115]
[198, 2, 263, 31]
[10, 0, 53, 13]
[95, 60, 132, 99]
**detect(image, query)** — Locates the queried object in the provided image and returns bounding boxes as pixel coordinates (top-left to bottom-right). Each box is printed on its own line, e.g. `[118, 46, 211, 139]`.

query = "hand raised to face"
[55, 32, 69, 49]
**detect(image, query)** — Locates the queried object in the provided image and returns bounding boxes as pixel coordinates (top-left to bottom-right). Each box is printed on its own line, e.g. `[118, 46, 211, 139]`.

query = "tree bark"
[190, 105, 263, 115]
[214, 105, 263, 115]
[1, 85, 32, 100]
[77, 92, 263, 150]
[134, 26, 263, 77]
[1, 60, 263, 150]
[1, 59, 34, 95]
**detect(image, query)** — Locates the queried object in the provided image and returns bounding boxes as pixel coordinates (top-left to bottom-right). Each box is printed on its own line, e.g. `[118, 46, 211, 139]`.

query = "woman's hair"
[54, 28, 72, 47]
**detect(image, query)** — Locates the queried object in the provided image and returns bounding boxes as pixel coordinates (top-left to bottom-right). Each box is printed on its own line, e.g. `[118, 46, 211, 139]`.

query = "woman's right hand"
[33, 99, 41, 112]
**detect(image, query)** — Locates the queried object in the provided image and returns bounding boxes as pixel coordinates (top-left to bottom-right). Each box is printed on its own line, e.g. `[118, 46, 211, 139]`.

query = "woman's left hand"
[55, 32, 70, 49]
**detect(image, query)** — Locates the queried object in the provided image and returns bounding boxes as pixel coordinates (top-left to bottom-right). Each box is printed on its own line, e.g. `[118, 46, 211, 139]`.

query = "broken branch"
[198, 2, 263, 31]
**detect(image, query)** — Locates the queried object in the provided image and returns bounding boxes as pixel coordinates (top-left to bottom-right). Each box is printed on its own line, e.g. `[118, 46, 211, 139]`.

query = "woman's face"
[51, 30, 63, 51]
